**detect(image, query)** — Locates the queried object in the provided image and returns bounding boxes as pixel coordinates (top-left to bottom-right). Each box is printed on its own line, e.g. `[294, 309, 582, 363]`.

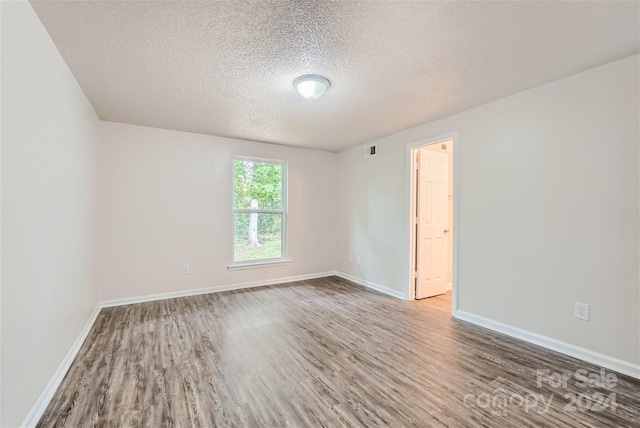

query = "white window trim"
[227, 259, 292, 271]
[229, 156, 288, 269]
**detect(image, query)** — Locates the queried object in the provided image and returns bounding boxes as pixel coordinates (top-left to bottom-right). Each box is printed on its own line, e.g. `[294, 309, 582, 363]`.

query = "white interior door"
[416, 148, 449, 299]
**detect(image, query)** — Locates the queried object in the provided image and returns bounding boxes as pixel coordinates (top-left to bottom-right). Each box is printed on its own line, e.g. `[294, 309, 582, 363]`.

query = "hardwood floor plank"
[38, 277, 639, 427]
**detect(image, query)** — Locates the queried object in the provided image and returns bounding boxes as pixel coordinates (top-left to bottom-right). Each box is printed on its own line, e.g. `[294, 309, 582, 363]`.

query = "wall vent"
[364, 144, 377, 158]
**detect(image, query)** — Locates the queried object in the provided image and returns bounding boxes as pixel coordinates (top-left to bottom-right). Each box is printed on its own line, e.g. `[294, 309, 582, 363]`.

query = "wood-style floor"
[39, 276, 639, 427]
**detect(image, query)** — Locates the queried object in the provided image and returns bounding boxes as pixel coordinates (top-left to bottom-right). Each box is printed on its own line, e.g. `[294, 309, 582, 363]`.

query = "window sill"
[227, 259, 292, 271]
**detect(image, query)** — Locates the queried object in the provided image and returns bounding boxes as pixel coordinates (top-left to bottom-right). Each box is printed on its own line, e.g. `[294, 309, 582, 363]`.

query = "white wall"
[97, 122, 339, 301]
[1, 2, 100, 426]
[338, 55, 639, 367]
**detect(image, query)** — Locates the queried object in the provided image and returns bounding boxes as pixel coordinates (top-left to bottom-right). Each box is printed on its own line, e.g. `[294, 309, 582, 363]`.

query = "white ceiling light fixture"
[294, 75, 330, 100]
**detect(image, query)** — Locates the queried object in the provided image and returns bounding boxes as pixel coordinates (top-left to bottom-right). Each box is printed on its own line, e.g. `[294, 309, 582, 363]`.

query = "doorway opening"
[408, 136, 456, 312]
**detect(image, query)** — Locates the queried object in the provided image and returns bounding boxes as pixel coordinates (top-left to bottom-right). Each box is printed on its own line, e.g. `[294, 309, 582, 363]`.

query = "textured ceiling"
[31, 1, 639, 152]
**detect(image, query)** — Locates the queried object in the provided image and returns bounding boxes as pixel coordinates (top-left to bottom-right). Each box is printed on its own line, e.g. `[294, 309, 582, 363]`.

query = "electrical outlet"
[348, 254, 352, 263]
[182, 264, 190, 274]
[574, 302, 589, 320]
[356, 256, 361, 265]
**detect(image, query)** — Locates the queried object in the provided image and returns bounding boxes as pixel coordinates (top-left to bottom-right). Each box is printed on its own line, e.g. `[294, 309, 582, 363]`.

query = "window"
[231, 157, 287, 267]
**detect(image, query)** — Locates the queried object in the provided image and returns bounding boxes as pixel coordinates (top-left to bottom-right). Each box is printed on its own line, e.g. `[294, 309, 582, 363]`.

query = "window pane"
[233, 160, 282, 209]
[234, 213, 282, 261]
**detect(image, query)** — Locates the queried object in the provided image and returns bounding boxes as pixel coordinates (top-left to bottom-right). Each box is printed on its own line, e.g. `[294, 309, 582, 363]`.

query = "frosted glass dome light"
[294, 75, 330, 100]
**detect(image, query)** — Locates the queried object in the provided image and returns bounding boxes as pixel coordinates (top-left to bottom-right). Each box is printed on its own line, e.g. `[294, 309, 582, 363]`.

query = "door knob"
[444, 228, 450, 233]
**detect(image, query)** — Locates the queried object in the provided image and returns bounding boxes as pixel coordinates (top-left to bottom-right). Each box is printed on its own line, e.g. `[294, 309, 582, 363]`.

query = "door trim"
[406, 132, 459, 315]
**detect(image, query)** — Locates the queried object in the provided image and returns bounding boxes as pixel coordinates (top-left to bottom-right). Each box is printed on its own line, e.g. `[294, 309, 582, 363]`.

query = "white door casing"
[416, 148, 449, 299]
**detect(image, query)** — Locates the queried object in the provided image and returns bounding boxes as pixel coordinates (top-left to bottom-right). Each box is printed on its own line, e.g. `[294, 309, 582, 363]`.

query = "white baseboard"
[455, 310, 640, 380]
[22, 305, 102, 428]
[334, 271, 407, 300]
[101, 271, 337, 307]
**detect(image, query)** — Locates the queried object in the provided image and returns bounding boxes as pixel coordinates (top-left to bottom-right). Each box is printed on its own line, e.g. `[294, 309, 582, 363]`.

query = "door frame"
[406, 132, 459, 315]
